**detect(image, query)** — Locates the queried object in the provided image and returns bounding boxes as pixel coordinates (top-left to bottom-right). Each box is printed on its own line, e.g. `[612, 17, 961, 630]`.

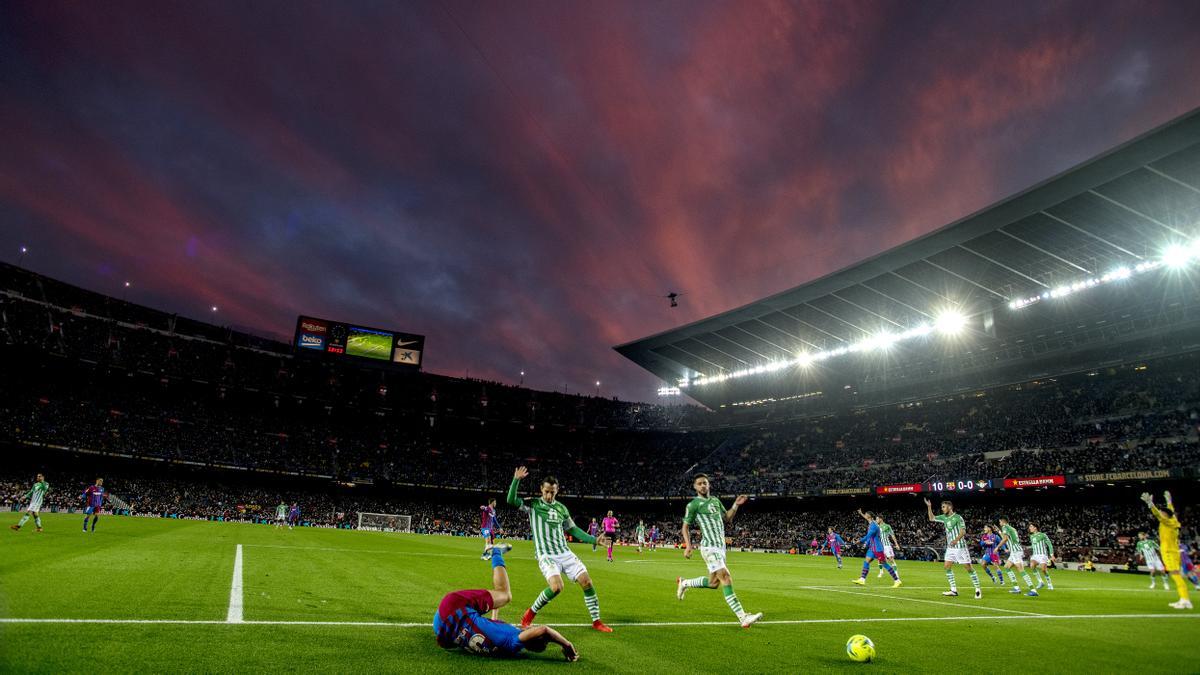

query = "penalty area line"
[226, 544, 243, 623]
[0, 614, 1196, 628]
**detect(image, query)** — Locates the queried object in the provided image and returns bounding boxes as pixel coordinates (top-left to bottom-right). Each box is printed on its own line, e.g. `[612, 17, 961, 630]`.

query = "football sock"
[1043, 571, 1052, 588]
[17, 515, 29, 527]
[582, 586, 600, 621]
[882, 562, 899, 580]
[969, 571, 980, 589]
[82, 515, 89, 529]
[683, 576, 713, 589]
[34, 516, 41, 528]
[1022, 572, 1034, 589]
[490, 548, 505, 569]
[984, 567, 995, 581]
[722, 584, 745, 619]
[946, 570, 957, 591]
[1007, 570, 1018, 585]
[1171, 574, 1190, 601]
[859, 561, 871, 579]
[531, 587, 559, 612]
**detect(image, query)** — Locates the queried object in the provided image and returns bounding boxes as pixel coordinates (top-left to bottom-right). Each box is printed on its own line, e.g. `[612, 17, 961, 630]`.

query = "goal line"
[2, 613, 1196, 628]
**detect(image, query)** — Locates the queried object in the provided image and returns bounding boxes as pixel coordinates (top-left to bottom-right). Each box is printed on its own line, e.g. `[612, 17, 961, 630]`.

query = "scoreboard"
[876, 478, 995, 494]
[293, 316, 424, 370]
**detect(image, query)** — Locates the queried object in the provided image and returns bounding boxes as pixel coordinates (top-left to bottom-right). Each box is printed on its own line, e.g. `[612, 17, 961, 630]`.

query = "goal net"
[357, 512, 412, 533]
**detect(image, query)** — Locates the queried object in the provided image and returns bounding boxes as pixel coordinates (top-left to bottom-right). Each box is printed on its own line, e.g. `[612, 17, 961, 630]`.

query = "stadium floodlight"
[934, 310, 967, 336]
[20, 246, 28, 254]
[1162, 242, 1193, 269]
[211, 306, 218, 312]
[124, 281, 131, 288]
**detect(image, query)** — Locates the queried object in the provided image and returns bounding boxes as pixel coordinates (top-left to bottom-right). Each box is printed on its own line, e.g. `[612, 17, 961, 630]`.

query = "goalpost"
[356, 512, 412, 533]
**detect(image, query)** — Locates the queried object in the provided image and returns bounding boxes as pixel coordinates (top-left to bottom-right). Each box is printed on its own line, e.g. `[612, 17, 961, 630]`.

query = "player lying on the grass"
[997, 517, 1038, 596]
[851, 509, 900, 587]
[507, 467, 612, 632]
[433, 543, 579, 662]
[819, 527, 846, 568]
[1136, 533, 1171, 590]
[979, 525, 1004, 585]
[1027, 523, 1056, 590]
[924, 498, 982, 599]
[1140, 491, 1192, 609]
[81, 478, 106, 532]
[676, 474, 762, 628]
[10, 473, 49, 533]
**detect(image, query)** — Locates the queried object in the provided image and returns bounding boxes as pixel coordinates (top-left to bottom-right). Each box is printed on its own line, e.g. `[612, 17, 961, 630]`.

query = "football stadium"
[3, 4, 1200, 673]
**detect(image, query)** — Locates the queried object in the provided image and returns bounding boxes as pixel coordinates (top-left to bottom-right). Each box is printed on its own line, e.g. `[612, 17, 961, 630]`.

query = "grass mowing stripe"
[1, 613, 1196, 627]
[799, 585, 1048, 616]
[226, 544, 244, 623]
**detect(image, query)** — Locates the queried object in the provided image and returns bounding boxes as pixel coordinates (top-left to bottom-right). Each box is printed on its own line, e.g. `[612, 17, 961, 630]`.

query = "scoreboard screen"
[294, 316, 424, 370]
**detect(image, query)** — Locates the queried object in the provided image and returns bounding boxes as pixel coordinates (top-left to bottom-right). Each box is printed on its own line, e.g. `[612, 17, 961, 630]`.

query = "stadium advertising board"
[876, 483, 923, 494]
[294, 315, 424, 370]
[1075, 469, 1173, 483]
[1003, 475, 1066, 488]
[823, 487, 872, 496]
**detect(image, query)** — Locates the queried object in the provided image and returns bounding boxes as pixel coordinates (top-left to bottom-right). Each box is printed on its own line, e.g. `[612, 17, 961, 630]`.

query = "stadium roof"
[616, 107, 1200, 408]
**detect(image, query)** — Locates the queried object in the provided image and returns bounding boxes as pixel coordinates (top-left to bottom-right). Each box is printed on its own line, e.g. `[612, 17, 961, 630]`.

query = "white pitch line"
[0, 614, 1196, 627]
[799, 585, 1047, 617]
[226, 544, 244, 623]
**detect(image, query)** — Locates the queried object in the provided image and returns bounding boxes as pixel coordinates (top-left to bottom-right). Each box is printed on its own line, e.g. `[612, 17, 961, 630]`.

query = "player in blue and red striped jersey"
[480, 499, 499, 558]
[81, 478, 106, 532]
[648, 525, 659, 551]
[588, 518, 599, 552]
[434, 544, 579, 661]
[287, 503, 300, 529]
[852, 510, 901, 587]
[820, 527, 846, 568]
[979, 525, 1004, 585]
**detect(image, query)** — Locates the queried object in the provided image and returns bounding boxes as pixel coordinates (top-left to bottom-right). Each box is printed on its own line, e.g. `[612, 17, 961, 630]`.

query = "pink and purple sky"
[2, 1, 1199, 401]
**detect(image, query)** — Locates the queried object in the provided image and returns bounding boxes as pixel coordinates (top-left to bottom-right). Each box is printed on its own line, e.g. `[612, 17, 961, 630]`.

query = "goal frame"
[356, 512, 412, 533]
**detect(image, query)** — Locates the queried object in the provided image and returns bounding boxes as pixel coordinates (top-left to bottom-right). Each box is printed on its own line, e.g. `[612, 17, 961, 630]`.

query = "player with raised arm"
[1027, 523, 1056, 590]
[852, 509, 901, 588]
[275, 501, 288, 529]
[10, 473, 49, 533]
[1135, 533, 1169, 590]
[924, 498, 982, 599]
[675, 474, 762, 628]
[508, 467, 611, 632]
[1141, 491, 1191, 609]
[81, 478, 105, 532]
[876, 516, 899, 578]
[819, 527, 846, 568]
[635, 520, 647, 554]
[979, 525, 1004, 585]
[997, 517, 1037, 596]
[480, 498, 499, 559]
[433, 542, 579, 662]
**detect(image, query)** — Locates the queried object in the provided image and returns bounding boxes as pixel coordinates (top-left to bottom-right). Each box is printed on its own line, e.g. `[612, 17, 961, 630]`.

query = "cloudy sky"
[2, 1, 1199, 401]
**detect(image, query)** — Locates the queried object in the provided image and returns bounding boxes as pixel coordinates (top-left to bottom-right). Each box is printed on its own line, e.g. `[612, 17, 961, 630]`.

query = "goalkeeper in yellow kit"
[1141, 491, 1192, 609]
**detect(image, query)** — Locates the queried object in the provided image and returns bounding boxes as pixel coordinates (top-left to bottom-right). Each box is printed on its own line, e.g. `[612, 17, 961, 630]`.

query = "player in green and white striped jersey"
[876, 518, 899, 578]
[10, 473, 49, 532]
[997, 516, 1038, 596]
[676, 474, 762, 628]
[1135, 532, 1171, 590]
[924, 498, 982, 599]
[1027, 523, 1056, 590]
[635, 520, 647, 554]
[506, 466, 612, 633]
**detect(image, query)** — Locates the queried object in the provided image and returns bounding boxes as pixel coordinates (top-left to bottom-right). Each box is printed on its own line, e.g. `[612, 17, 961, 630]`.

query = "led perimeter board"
[293, 316, 424, 370]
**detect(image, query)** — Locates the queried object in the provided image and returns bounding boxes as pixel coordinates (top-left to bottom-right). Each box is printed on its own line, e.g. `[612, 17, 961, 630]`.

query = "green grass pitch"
[346, 332, 392, 359]
[2, 514, 1198, 673]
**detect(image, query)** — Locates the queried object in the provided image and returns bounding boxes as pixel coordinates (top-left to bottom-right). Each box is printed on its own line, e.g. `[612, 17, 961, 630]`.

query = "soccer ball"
[846, 634, 876, 662]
